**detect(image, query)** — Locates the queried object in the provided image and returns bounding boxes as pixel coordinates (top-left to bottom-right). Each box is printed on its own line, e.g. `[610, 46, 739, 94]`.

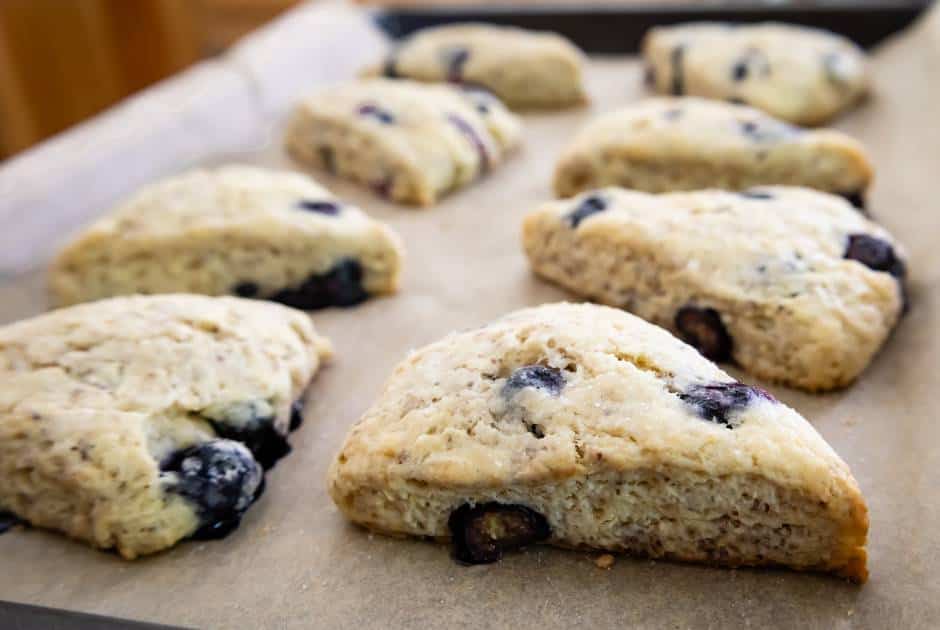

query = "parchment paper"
[0, 2, 938, 628]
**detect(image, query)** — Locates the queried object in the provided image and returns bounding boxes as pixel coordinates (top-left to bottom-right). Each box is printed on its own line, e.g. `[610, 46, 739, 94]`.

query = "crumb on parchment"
[594, 554, 615, 569]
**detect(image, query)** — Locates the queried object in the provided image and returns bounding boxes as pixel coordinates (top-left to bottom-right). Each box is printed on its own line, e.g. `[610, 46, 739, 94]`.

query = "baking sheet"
[1, 2, 939, 628]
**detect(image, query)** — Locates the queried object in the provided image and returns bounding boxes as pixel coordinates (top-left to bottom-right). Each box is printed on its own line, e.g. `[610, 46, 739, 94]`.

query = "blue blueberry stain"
[680, 382, 774, 429]
[566, 195, 608, 228]
[357, 103, 395, 124]
[297, 200, 341, 216]
[447, 114, 489, 171]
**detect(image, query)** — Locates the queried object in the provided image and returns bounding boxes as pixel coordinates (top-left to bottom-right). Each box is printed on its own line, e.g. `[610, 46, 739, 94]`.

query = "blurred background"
[0, 0, 929, 161]
[0, 0, 301, 159]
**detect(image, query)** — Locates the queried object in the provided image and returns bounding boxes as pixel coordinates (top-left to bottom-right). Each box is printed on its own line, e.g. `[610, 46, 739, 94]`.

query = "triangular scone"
[286, 79, 521, 206]
[522, 187, 906, 391]
[0, 295, 332, 558]
[363, 24, 587, 110]
[642, 23, 868, 126]
[329, 303, 868, 581]
[50, 165, 404, 309]
[553, 98, 872, 206]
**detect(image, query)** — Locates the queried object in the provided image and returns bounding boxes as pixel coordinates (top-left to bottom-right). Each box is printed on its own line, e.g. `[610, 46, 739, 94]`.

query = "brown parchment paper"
[0, 3, 938, 628]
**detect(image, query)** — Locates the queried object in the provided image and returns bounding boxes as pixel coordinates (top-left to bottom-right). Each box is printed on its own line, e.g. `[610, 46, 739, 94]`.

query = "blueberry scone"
[285, 79, 522, 206]
[554, 98, 872, 207]
[49, 166, 404, 309]
[523, 187, 907, 391]
[329, 303, 869, 581]
[0, 295, 331, 558]
[366, 23, 587, 110]
[643, 22, 869, 126]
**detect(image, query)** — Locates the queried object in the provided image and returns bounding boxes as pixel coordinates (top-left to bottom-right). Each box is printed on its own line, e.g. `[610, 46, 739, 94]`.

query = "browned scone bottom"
[329, 303, 868, 581]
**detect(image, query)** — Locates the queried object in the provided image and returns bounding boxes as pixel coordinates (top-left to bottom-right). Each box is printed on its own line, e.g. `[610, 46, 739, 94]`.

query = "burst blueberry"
[675, 306, 733, 362]
[502, 365, 565, 399]
[844, 234, 905, 279]
[269, 258, 368, 310]
[448, 502, 551, 564]
[161, 440, 264, 540]
[680, 382, 774, 428]
[204, 400, 291, 470]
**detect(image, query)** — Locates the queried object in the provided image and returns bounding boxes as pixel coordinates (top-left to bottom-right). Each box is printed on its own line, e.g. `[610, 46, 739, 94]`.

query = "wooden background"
[0, 0, 301, 159]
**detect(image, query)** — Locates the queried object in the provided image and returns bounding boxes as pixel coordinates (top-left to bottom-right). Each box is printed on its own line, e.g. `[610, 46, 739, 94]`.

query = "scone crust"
[553, 97, 872, 199]
[523, 187, 905, 391]
[365, 23, 587, 110]
[329, 303, 868, 580]
[49, 165, 404, 307]
[0, 294, 332, 558]
[642, 22, 869, 126]
[286, 79, 521, 206]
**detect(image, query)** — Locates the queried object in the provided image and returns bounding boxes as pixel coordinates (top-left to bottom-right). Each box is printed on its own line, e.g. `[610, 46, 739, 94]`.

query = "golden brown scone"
[50, 165, 404, 309]
[286, 79, 521, 206]
[642, 22, 869, 125]
[523, 187, 906, 391]
[365, 23, 587, 110]
[329, 302, 869, 581]
[553, 97, 872, 207]
[0, 295, 331, 558]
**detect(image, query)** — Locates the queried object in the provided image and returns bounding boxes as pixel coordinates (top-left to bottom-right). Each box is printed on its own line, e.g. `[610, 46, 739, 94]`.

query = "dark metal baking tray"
[374, 0, 934, 51]
[0, 601, 186, 630]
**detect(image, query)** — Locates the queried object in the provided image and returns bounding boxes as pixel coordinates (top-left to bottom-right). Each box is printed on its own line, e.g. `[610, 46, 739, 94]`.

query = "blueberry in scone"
[523, 187, 907, 391]
[328, 303, 869, 581]
[642, 22, 868, 126]
[554, 98, 872, 205]
[449, 503, 551, 564]
[364, 24, 587, 110]
[0, 295, 332, 558]
[160, 440, 264, 540]
[286, 79, 522, 206]
[49, 166, 404, 309]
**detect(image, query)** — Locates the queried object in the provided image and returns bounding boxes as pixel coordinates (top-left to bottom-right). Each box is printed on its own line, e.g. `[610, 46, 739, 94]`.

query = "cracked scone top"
[329, 303, 869, 581]
[50, 165, 404, 309]
[367, 23, 587, 110]
[553, 97, 872, 206]
[285, 79, 522, 206]
[0, 294, 332, 558]
[643, 22, 869, 125]
[523, 187, 906, 391]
